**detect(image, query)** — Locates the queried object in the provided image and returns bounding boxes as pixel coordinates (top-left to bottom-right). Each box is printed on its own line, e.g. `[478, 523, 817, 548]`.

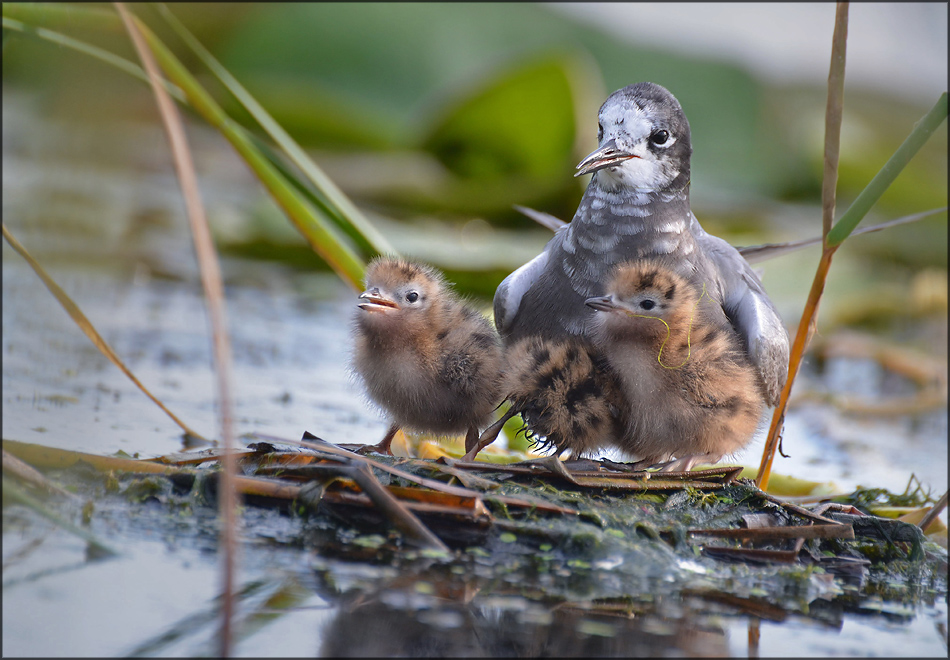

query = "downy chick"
[460, 336, 627, 462]
[352, 257, 504, 455]
[586, 258, 766, 471]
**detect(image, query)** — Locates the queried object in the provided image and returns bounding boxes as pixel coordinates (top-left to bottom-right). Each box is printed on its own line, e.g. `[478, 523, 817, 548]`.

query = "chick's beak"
[575, 139, 639, 177]
[585, 295, 617, 312]
[358, 287, 398, 312]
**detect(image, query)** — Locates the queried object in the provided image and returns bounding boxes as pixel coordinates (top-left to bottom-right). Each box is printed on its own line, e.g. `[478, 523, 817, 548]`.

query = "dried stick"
[115, 4, 238, 656]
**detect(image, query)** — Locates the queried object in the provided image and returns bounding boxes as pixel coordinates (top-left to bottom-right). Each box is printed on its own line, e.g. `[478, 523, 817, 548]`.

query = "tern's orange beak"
[575, 139, 639, 177]
[358, 288, 398, 312]
[585, 295, 617, 312]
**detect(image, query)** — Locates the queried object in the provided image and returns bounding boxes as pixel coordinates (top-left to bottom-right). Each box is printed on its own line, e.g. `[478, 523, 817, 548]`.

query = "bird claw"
[460, 410, 516, 462]
[654, 453, 722, 473]
[354, 443, 393, 457]
[355, 424, 398, 457]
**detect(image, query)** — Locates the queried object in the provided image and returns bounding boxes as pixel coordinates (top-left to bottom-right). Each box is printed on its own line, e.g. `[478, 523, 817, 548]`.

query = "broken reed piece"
[250, 433, 578, 515]
[683, 589, 789, 623]
[447, 455, 743, 491]
[687, 524, 855, 541]
[700, 541, 806, 564]
[916, 491, 948, 534]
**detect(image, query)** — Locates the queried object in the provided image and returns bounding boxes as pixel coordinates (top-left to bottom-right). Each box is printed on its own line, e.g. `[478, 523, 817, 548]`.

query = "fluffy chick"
[461, 336, 627, 462]
[352, 257, 504, 455]
[586, 258, 766, 471]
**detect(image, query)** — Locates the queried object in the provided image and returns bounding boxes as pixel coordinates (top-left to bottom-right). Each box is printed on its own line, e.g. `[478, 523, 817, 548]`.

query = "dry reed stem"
[917, 491, 948, 534]
[1, 223, 206, 442]
[2, 449, 80, 500]
[756, 3, 848, 491]
[115, 4, 237, 655]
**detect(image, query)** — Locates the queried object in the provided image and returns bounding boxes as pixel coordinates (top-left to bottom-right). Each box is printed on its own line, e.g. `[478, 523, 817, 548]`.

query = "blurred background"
[3, 0, 946, 480]
[4, 0, 948, 483]
[4, 3, 947, 281]
[2, 4, 947, 656]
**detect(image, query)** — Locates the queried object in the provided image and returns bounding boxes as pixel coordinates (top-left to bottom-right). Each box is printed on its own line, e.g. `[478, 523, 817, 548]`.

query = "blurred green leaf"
[208, 3, 792, 212]
[156, 3, 394, 259]
[222, 77, 401, 150]
[422, 54, 580, 180]
[827, 93, 948, 248]
[3, 3, 371, 289]
[382, 52, 597, 215]
[213, 4, 585, 138]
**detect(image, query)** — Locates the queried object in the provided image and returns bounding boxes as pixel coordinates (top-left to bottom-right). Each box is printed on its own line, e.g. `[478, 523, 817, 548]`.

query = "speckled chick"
[352, 257, 504, 455]
[461, 336, 627, 462]
[586, 258, 766, 471]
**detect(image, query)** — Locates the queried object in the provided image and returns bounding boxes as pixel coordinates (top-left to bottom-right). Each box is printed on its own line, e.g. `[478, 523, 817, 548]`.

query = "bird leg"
[356, 422, 399, 456]
[460, 408, 518, 462]
[464, 425, 481, 453]
[656, 452, 723, 473]
[627, 454, 674, 471]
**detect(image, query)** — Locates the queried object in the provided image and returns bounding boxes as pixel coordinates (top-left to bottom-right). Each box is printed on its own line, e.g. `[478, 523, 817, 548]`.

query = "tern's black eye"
[650, 130, 670, 146]
[640, 299, 656, 311]
[405, 291, 419, 303]
[597, 123, 603, 141]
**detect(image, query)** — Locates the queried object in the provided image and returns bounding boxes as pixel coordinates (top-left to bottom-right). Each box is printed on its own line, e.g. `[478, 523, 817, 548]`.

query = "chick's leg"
[627, 454, 674, 471]
[657, 452, 723, 473]
[357, 422, 399, 456]
[461, 408, 518, 462]
[464, 425, 481, 453]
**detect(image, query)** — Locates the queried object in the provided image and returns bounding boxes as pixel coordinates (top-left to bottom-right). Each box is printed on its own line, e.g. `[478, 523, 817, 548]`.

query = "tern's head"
[576, 82, 692, 194]
[356, 257, 446, 330]
[585, 259, 696, 343]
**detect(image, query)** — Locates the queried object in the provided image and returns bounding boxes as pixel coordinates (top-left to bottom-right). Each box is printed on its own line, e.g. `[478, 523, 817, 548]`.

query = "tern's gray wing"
[513, 205, 568, 232]
[697, 228, 790, 406]
[493, 244, 552, 336]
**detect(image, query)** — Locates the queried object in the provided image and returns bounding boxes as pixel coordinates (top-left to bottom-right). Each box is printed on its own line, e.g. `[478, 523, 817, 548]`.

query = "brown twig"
[114, 4, 238, 656]
[1, 449, 80, 500]
[917, 491, 948, 534]
[333, 463, 449, 551]
[757, 2, 849, 491]
[251, 433, 496, 499]
[688, 524, 854, 541]
[1, 224, 206, 443]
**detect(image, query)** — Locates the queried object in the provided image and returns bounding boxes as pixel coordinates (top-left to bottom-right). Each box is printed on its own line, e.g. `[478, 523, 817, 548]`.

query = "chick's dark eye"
[597, 123, 603, 141]
[405, 291, 419, 303]
[640, 299, 656, 311]
[650, 130, 670, 145]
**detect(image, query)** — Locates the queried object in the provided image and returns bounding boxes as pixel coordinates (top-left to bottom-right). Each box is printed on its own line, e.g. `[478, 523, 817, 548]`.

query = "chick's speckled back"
[502, 336, 627, 458]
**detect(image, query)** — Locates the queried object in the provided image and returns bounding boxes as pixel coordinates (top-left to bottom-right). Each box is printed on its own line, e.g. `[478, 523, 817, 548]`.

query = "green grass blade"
[3, 477, 120, 558]
[2, 2, 121, 31]
[132, 16, 367, 289]
[4, 3, 368, 289]
[239, 128, 384, 253]
[826, 92, 948, 248]
[2, 16, 186, 103]
[154, 2, 395, 258]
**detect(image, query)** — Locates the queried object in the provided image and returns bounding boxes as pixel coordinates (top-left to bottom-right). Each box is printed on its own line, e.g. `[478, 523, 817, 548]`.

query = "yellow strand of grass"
[620, 282, 710, 370]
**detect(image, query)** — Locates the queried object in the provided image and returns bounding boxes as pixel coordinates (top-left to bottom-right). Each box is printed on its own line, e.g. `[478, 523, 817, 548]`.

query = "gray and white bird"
[586, 258, 766, 471]
[352, 257, 504, 455]
[494, 82, 789, 407]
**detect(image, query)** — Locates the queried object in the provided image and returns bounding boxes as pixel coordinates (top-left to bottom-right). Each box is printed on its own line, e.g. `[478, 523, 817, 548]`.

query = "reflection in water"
[316, 572, 730, 657]
[320, 598, 729, 657]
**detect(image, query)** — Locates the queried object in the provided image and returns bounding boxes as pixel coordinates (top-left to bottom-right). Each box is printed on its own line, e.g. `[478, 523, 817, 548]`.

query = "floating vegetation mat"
[3, 434, 947, 653]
